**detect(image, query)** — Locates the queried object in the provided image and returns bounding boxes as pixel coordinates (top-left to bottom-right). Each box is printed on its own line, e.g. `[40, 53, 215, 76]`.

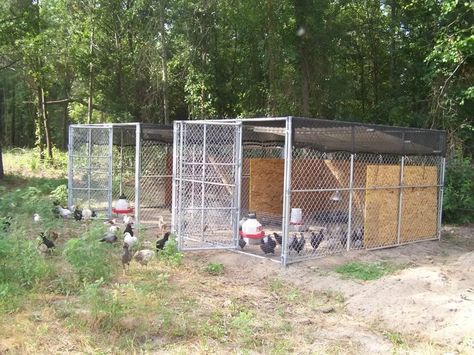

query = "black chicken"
[73, 208, 83, 221]
[121, 243, 132, 273]
[267, 235, 277, 250]
[273, 232, 282, 246]
[156, 232, 170, 250]
[238, 236, 246, 249]
[40, 232, 55, 249]
[289, 233, 305, 254]
[340, 231, 348, 249]
[310, 230, 324, 250]
[260, 237, 275, 254]
[124, 222, 134, 236]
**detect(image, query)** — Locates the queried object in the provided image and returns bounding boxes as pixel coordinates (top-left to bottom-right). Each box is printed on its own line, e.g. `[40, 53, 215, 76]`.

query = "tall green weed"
[444, 156, 474, 224]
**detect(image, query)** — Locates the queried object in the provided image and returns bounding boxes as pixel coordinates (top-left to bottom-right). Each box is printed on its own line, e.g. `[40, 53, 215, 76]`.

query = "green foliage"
[50, 184, 68, 206]
[206, 262, 224, 275]
[157, 233, 183, 267]
[63, 224, 116, 283]
[0, 230, 52, 313]
[443, 156, 474, 224]
[335, 261, 398, 281]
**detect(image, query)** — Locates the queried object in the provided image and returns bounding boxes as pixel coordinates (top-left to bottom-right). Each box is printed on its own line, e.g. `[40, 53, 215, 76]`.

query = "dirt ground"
[194, 224, 474, 353]
[1, 224, 472, 354]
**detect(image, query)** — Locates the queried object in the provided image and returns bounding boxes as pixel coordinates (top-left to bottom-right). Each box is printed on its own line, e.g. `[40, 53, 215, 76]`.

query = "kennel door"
[68, 125, 114, 216]
[174, 121, 242, 250]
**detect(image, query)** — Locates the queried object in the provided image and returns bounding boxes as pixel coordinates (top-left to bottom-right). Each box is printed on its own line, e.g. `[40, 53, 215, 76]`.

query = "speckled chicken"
[133, 249, 155, 266]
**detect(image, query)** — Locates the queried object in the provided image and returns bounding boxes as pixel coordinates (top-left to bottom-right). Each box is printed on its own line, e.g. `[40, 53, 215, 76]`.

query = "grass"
[335, 261, 399, 280]
[206, 262, 224, 275]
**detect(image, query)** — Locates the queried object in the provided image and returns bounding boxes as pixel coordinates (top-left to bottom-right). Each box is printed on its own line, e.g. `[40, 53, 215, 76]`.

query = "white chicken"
[58, 206, 72, 218]
[123, 214, 134, 225]
[82, 208, 93, 220]
[109, 225, 120, 234]
[124, 232, 138, 249]
[33, 213, 41, 223]
[133, 249, 155, 266]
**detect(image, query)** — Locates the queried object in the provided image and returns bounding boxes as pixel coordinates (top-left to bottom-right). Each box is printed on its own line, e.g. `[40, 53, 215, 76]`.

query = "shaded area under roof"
[241, 117, 446, 156]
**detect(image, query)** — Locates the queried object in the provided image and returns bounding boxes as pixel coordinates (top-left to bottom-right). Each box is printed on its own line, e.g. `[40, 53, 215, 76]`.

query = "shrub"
[157, 233, 183, 266]
[443, 155, 474, 224]
[50, 184, 68, 206]
[63, 225, 116, 283]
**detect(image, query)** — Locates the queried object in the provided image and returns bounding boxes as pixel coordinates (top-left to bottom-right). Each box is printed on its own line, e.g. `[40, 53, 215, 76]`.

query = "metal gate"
[68, 125, 113, 215]
[172, 121, 242, 250]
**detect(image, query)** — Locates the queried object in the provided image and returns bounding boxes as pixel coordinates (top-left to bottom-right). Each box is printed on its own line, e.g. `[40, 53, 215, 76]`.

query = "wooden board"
[401, 166, 438, 242]
[364, 165, 400, 248]
[364, 165, 438, 248]
[249, 159, 284, 216]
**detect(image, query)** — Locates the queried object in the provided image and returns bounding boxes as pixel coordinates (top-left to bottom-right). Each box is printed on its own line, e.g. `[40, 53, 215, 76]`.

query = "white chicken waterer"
[240, 213, 264, 245]
[113, 194, 134, 215]
[290, 208, 305, 232]
[290, 208, 303, 224]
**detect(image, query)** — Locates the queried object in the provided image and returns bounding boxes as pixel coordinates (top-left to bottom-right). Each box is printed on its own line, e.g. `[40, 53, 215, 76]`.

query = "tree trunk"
[160, 0, 170, 124]
[0, 86, 4, 178]
[39, 85, 53, 161]
[36, 86, 45, 160]
[11, 84, 16, 146]
[87, 27, 95, 124]
[0, 143, 4, 179]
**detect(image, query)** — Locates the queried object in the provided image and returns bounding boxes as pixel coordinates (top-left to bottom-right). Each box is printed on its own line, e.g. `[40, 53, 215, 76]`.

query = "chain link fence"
[172, 117, 446, 265]
[69, 124, 173, 231]
[173, 121, 241, 250]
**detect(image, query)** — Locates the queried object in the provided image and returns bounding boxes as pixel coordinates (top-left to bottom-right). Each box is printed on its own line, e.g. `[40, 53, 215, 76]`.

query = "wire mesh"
[175, 122, 241, 250]
[285, 145, 443, 263]
[69, 126, 112, 214]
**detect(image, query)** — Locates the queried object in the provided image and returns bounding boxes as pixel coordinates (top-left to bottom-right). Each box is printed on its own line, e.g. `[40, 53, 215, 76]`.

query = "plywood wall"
[400, 166, 438, 242]
[364, 165, 438, 248]
[249, 159, 284, 215]
[364, 165, 400, 248]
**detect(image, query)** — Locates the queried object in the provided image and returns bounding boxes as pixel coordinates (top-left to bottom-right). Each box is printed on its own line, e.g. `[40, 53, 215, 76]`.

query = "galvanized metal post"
[134, 123, 141, 228]
[107, 127, 114, 218]
[87, 128, 92, 208]
[67, 125, 74, 209]
[281, 116, 293, 266]
[396, 156, 405, 245]
[201, 124, 207, 242]
[177, 122, 185, 250]
[437, 157, 446, 239]
[233, 122, 243, 248]
[346, 154, 354, 251]
[171, 120, 179, 233]
[119, 128, 124, 195]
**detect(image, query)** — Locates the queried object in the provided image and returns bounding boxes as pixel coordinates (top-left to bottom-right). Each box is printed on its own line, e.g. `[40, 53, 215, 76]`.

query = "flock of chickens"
[35, 203, 171, 274]
[239, 227, 364, 256]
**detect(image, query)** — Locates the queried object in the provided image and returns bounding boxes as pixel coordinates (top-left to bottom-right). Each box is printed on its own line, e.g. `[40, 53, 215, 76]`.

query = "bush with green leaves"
[0, 230, 53, 312]
[157, 233, 183, 266]
[63, 224, 116, 283]
[443, 155, 474, 224]
[50, 184, 68, 206]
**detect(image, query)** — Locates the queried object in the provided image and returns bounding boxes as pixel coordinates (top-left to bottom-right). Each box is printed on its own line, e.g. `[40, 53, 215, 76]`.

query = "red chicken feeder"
[112, 207, 134, 215]
[239, 230, 265, 239]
